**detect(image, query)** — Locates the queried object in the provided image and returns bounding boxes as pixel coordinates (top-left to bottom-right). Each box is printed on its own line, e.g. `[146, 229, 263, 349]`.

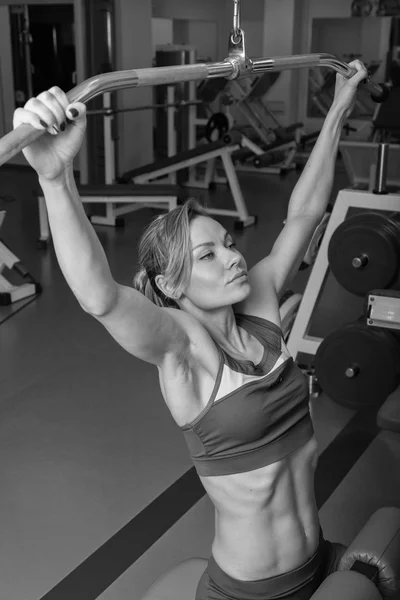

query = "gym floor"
[1, 162, 400, 600]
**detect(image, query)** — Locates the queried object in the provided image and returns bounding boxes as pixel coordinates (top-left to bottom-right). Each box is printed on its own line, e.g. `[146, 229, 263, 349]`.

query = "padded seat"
[120, 141, 229, 183]
[377, 386, 400, 433]
[140, 558, 207, 600]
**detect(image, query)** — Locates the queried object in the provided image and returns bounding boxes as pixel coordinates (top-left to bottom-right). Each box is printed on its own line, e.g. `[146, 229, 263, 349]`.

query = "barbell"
[0, 0, 390, 167]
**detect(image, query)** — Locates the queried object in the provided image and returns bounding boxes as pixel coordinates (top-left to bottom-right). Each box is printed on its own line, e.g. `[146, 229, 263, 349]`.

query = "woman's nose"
[226, 251, 240, 269]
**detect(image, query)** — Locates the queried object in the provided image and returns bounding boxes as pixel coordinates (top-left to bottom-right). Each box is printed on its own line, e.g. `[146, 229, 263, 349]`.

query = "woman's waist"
[212, 513, 321, 581]
[204, 443, 318, 519]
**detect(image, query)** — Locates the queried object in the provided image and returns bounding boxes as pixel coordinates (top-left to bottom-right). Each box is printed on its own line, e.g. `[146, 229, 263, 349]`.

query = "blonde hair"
[133, 198, 209, 308]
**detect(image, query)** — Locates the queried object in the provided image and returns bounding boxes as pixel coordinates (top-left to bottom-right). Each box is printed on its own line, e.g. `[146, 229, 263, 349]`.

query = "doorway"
[9, 3, 76, 108]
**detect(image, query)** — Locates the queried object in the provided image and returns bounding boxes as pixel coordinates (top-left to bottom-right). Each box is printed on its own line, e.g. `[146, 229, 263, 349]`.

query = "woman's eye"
[200, 243, 236, 260]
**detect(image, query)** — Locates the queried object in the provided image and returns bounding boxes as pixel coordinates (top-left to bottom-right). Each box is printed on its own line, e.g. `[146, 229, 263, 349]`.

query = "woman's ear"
[155, 274, 179, 300]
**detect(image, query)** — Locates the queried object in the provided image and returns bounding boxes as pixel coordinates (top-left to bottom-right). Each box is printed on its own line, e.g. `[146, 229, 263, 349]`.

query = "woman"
[14, 60, 368, 600]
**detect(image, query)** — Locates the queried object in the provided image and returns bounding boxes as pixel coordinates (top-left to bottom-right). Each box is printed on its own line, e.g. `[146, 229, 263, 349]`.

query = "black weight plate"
[328, 213, 400, 296]
[315, 322, 399, 408]
[205, 113, 230, 143]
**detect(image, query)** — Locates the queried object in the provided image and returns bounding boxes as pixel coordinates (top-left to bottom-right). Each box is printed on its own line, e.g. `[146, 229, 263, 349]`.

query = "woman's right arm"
[40, 168, 118, 314]
[41, 171, 190, 366]
[16, 88, 190, 367]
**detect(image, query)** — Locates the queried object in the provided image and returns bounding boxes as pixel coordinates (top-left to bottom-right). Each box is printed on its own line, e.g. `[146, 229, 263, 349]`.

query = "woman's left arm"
[287, 60, 369, 220]
[245, 60, 369, 299]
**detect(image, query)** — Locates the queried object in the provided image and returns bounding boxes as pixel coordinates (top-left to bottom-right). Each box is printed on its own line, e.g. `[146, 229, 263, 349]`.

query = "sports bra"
[179, 313, 314, 477]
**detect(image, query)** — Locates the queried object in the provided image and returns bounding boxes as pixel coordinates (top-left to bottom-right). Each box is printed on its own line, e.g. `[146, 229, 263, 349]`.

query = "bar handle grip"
[340, 63, 390, 102]
[0, 124, 43, 167]
[367, 82, 391, 103]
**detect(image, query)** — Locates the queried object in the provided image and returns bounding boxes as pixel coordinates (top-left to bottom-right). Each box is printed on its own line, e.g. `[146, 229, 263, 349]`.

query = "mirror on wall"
[307, 16, 400, 121]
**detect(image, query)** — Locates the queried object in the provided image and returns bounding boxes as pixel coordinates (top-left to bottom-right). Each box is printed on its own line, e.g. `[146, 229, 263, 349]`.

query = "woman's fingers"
[15, 96, 61, 136]
[13, 88, 86, 135]
[13, 104, 50, 132]
[47, 88, 87, 126]
[35, 90, 69, 133]
[347, 59, 369, 85]
[65, 102, 87, 123]
[47, 86, 70, 111]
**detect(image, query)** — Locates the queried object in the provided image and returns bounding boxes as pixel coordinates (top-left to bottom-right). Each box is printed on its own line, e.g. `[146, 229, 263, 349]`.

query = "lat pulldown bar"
[0, 0, 390, 167]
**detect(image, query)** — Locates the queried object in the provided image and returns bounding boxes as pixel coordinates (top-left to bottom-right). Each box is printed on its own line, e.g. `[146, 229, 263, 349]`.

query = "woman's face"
[182, 216, 250, 310]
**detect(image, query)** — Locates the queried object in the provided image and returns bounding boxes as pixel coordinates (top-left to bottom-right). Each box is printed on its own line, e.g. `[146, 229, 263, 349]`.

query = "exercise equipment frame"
[287, 188, 400, 361]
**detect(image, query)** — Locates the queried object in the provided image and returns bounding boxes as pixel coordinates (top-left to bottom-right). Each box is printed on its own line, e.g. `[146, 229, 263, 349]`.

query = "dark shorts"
[195, 530, 347, 600]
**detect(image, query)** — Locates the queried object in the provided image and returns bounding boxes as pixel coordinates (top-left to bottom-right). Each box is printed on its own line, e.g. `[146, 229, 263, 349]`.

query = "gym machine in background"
[339, 71, 400, 191]
[0, 210, 41, 306]
[0, 0, 390, 164]
[287, 141, 400, 418]
[198, 71, 304, 176]
[0, 3, 391, 238]
[0, 3, 391, 289]
[0, 2, 392, 288]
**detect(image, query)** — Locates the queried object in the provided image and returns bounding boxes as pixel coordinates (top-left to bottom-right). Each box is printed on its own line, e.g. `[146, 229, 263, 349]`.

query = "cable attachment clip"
[225, 25, 253, 78]
[232, 0, 241, 43]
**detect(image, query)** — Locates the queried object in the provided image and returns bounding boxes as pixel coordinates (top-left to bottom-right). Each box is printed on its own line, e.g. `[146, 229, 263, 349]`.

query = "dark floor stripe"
[314, 406, 380, 508]
[39, 467, 205, 600]
[40, 407, 380, 600]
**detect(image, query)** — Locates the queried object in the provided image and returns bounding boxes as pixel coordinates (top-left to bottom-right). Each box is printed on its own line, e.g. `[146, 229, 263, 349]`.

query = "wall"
[153, 0, 227, 59]
[240, 20, 264, 58]
[114, 0, 154, 174]
[301, 0, 353, 56]
[187, 21, 218, 61]
[152, 17, 174, 49]
[0, 6, 14, 140]
[308, 0, 352, 19]
[173, 20, 188, 48]
[296, 0, 356, 126]
[168, 20, 219, 61]
[262, 0, 298, 125]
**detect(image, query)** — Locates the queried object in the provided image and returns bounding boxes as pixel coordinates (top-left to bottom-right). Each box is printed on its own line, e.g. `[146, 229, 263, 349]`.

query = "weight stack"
[315, 318, 400, 409]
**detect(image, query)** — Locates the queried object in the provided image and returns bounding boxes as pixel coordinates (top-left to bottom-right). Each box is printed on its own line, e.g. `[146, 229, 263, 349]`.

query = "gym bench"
[36, 183, 185, 247]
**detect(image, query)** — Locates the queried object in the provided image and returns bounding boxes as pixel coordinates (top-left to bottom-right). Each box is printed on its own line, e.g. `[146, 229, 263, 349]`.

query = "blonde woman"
[14, 60, 368, 600]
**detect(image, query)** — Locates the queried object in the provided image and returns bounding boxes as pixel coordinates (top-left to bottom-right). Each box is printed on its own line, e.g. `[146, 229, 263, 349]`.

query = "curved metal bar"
[67, 63, 231, 103]
[0, 53, 389, 166]
[252, 53, 384, 98]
